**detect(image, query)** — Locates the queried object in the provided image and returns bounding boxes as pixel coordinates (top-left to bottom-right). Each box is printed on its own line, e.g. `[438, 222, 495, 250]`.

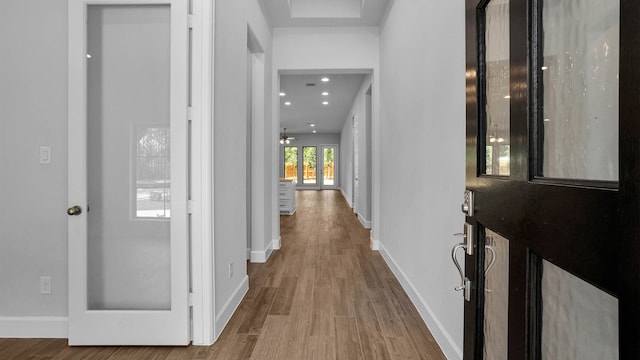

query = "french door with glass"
[461, 0, 640, 358]
[321, 145, 337, 189]
[67, 0, 190, 345]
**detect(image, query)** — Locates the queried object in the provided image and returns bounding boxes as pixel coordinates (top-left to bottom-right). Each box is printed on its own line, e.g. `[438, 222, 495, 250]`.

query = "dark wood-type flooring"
[0, 190, 446, 360]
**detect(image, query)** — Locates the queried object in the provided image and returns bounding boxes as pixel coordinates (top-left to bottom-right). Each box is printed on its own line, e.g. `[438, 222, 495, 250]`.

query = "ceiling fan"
[279, 128, 296, 144]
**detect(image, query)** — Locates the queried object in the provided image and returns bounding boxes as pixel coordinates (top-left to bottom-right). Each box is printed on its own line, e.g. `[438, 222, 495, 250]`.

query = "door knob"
[67, 205, 82, 216]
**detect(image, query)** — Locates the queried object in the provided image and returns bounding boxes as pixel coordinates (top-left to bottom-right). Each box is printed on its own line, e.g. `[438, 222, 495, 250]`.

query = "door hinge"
[187, 107, 193, 121]
[188, 14, 195, 29]
[188, 292, 196, 307]
[188, 200, 194, 214]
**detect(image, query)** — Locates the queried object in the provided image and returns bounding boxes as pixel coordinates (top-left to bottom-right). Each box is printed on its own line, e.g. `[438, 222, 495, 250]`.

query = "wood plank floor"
[1, 190, 445, 360]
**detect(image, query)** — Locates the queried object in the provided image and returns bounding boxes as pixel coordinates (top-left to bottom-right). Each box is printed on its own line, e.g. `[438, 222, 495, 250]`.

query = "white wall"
[339, 75, 372, 228]
[379, 1, 466, 359]
[213, 0, 273, 334]
[0, 0, 69, 335]
[272, 25, 380, 249]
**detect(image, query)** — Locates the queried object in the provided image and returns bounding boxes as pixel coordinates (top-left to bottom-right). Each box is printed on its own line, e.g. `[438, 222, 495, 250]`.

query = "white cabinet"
[279, 179, 296, 215]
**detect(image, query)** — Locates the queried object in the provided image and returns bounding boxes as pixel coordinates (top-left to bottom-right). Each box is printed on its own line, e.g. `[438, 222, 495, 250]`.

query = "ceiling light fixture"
[310, 123, 315, 127]
[322, 92, 329, 96]
[279, 128, 296, 145]
[284, 101, 291, 106]
[322, 101, 329, 105]
[504, 95, 511, 99]
[312, 130, 317, 133]
[541, 66, 549, 71]
[321, 77, 330, 82]
[279, 92, 286, 96]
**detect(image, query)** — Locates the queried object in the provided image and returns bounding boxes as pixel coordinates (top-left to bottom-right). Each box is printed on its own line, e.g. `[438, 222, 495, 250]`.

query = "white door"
[67, 0, 189, 345]
[320, 145, 338, 189]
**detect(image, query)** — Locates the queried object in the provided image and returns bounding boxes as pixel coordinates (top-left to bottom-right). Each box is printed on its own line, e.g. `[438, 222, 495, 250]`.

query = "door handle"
[67, 205, 82, 216]
[451, 243, 467, 291]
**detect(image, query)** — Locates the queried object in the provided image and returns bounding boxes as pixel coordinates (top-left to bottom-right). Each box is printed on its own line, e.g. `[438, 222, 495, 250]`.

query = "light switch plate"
[39, 146, 51, 164]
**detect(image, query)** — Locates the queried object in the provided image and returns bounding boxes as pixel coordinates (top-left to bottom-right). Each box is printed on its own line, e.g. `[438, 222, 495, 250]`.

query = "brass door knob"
[67, 206, 82, 216]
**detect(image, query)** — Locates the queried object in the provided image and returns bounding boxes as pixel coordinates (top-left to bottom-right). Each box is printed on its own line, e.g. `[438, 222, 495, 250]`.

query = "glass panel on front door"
[86, 4, 171, 311]
[539, 0, 619, 182]
[540, 260, 619, 358]
[483, 0, 510, 176]
[483, 230, 509, 360]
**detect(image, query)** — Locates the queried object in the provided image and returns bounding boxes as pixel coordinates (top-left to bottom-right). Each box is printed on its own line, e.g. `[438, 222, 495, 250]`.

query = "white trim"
[189, 0, 215, 346]
[370, 236, 379, 251]
[379, 242, 463, 360]
[0, 317, 68, 338]
[250, 238, 275, 263]
[214, 275, 249, 337]
[273, 235, 281, 250]
[357, 212, 371, 229]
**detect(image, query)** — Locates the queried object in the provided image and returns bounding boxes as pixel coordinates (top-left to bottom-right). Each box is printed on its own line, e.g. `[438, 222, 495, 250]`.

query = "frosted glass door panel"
[541, 260, 618, 359]
[484, 0, 510, 176]
[86, 5, 171, 310]
[541, 0, 619, 181]
[483, 230, 509, 360]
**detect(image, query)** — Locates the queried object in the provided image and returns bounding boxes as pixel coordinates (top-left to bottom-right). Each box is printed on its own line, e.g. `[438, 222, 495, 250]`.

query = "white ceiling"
[263, 0, 388, 137]
[259, 0, 390, 28]
[279, 73, 366, 135]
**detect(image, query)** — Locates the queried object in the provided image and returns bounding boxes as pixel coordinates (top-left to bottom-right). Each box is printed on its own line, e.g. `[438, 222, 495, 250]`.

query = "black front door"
[462, 0, 640, 358]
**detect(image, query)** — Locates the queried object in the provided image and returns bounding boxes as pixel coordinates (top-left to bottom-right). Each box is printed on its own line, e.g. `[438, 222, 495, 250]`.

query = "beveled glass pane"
[483, 230, 509, 360]
[541, 260, 618, 359]
[484, 0, 510, 176]
[541, 0, 619, 181]
[87, 5, 171, 310]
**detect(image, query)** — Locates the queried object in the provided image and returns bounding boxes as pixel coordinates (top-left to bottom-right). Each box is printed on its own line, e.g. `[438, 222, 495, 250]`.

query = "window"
[135, 126, 170, 218]
[284, 146, 298, 181]
[302, 146, 317, 184]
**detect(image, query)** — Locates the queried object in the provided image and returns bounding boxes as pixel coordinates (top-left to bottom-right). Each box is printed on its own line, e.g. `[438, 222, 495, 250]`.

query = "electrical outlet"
[40, 276, 51, 295]
[229, 262, 234, 279]
[39, 146, 52, 165]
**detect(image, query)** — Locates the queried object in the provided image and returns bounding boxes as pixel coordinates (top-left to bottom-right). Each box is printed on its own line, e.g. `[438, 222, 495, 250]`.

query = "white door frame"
[67, 0, 216, 345]
[189, 0, 215, 345]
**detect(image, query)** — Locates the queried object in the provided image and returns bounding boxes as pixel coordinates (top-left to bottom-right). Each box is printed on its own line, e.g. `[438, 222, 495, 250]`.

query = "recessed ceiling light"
[312, 130, 317, 133]
[284, 101, 291, 106]
[322, 101, 329, 105]
[541, 66, 549, 71]
[544, 118, 551, 122]
[322, 92, 329, 96]
[504, 95, 511, 99]
[310, 123, 315, 127]
[321, 77, 330, 82]
[497, 138, 505, 143]
[86, 54, 92, 58]
[279, 92, 286, 97]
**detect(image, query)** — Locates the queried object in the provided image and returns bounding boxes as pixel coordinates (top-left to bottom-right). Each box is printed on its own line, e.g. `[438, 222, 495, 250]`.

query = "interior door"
[67, 0, 190, 345]
[460, 0, 640, 358]
[321, 145, 337, 189]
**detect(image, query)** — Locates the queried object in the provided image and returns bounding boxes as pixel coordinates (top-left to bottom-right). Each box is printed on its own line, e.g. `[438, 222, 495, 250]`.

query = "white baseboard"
[357, 212, 371, 229]
[273, 236, 281, 250]
[214, 275, 249, 340]
[379, 243, 463, 360]
[250, 238, 275, 263]
[246, 247, 251, 260]
[370, 236, 380, 251]
[0, 316, 68, 338]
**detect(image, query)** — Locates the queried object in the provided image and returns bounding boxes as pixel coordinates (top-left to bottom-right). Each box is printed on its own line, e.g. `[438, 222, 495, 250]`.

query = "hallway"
[213, 190, 446, 359]
[0, 191, 445, 359]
